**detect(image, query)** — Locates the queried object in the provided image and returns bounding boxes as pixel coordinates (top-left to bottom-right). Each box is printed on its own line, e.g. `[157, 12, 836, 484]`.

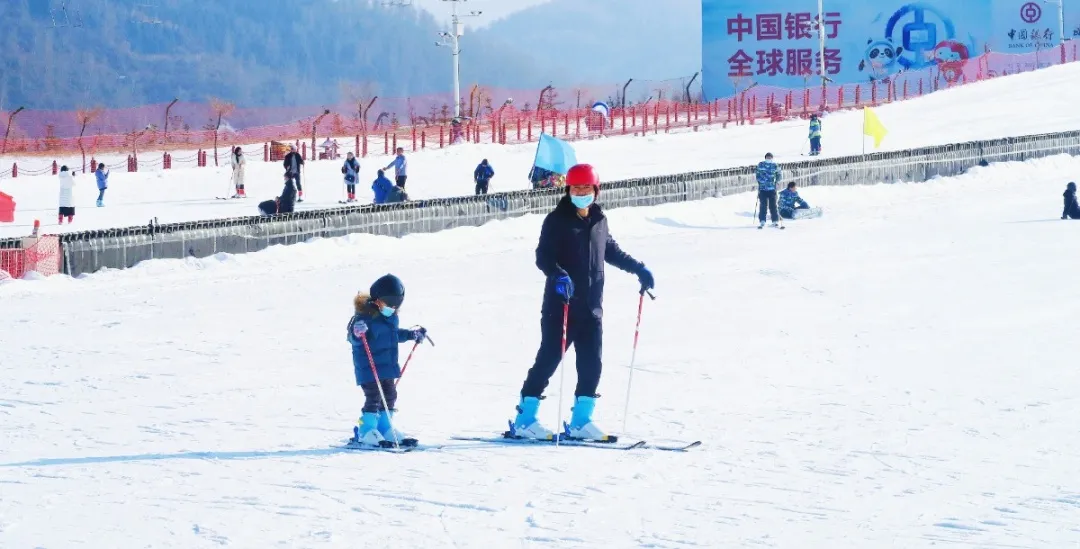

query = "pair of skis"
[449, 435, 700, 452]
[337, 434, 700, 454]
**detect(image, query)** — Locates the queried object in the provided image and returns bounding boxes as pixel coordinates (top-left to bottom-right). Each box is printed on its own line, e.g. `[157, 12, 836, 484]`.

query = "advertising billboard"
[702, 0, 1078, 99]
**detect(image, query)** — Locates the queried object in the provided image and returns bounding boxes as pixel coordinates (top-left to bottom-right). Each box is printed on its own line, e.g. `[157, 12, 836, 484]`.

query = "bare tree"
[74, 106, 104, 171]
[340, 81, 380, 132]
[206, 98, 236, 167]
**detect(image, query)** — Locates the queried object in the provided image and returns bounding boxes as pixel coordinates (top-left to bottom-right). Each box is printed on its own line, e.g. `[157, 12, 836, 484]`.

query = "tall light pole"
[436, 0, 482, 119]
[1043, 0, 1065, 46]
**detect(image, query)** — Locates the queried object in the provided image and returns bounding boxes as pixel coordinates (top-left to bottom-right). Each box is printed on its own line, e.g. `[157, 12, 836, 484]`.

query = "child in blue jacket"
[347, 274, 428, 447]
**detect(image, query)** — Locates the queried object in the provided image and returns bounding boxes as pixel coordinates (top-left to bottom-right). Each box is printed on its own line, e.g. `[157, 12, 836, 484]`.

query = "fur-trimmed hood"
[354, 292, 379, 317]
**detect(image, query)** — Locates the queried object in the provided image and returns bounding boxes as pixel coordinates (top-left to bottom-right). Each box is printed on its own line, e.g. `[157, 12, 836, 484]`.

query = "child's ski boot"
[348, 412, 387, 447]
[377, 409, 418, 447]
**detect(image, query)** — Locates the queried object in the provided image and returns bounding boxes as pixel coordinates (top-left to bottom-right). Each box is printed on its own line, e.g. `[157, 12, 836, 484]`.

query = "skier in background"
[756, 152, 782, 228]
[779, 182, 811, 219]
[230, 146, 246, 198]
[346, 274, 429, 448]
[1063, 182, 1080, 219]
[383, 147, 408, 189]
[342, 152, 360, 203]
[95, 163, 109, 207]
[510, 163, 654, 442]
[808, 114, 822, 156]
[258, 172, 297, 216]
[58, 165, 76, 224]
[474, 158, 494, 195]
[283, 144, 305, 202]
[372, 169, 396, 205]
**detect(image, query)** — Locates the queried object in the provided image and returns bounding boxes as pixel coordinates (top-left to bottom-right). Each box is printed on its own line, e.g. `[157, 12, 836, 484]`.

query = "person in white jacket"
[230, 146, 246, 198]
[58, 165, 76, 224]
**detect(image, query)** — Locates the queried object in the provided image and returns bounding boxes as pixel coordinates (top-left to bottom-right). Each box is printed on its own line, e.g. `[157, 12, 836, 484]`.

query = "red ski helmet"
[565, 163, 600, 196]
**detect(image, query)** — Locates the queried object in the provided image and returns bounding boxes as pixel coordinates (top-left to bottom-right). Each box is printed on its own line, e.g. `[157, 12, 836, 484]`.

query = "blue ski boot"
[377, 409, 418, 447]
[96, 199, 104, 207]
[349, 412, 385, 447]
[508, 396, 554, 439]
[564, 395, 614, 442]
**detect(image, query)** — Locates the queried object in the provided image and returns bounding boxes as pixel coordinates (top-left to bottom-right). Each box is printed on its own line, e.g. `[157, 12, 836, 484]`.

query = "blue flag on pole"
[532, 133, 578, 175]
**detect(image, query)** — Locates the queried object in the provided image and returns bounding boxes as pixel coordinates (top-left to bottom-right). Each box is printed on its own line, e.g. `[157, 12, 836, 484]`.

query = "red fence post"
[516, 119, 522, 141]
[302, 142, 307, 160]
[919, 79, 924, 96]
[871, 81, 878, 105]
[564, 113, 569, 137]
[127, 155, 133, 172]
[421, 130, 426, 149]
[355, 135, 360, 156]
[527, 120, 532, 141]
[903, 81, 909, 100]
[440, 126, 445, 148]
[52, 160, 58, 175]
[163, 151, 168, 169]
[263, 142, 269, 162]
[12, 163, 16, 178]
[854, 85, 861, 106]
[90, 158, 97, 172]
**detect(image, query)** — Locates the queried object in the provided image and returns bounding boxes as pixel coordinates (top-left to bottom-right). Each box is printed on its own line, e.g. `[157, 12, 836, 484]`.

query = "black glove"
[411, 327, 433, 346]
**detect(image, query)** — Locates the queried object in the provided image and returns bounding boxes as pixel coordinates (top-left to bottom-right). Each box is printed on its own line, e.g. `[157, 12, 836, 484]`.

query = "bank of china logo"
[885, 3, 957, 70]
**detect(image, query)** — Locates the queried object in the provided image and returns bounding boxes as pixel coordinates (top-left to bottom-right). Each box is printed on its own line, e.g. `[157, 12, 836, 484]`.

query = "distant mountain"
[474, 0, 702, 102]
[0, 0, 554, 111]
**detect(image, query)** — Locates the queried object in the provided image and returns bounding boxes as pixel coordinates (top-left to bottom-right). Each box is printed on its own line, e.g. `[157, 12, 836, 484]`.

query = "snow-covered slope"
[2, 154, 1079, 547]
[3, 63, 1080, 238]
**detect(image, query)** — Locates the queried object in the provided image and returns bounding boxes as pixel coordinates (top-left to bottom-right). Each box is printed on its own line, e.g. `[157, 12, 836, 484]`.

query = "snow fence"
[51, 129, 1080, 277]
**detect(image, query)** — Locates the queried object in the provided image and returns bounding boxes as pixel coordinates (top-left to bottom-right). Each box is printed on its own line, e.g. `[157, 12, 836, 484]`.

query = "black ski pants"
[758, 189, 778, 223]
[521, 308, 603, 399]
[475, 180, 490, 195]
[361, 379, 398, 413]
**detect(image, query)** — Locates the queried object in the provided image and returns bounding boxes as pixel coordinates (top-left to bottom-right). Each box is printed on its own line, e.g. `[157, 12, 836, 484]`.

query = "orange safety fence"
[0, 47, 1075, 178]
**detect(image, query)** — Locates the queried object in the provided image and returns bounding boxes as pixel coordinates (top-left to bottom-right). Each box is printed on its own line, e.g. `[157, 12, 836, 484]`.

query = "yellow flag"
[863, 107, 888, 148]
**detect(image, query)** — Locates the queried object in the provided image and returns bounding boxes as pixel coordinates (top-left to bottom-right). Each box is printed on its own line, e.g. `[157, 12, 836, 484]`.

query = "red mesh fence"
[0, 46, 1075, 174]
[0, 236, 61, 279]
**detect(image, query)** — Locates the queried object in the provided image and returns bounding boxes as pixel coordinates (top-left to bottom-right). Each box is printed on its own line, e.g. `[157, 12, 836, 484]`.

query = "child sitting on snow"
[1062, 182, 1080, 220]
[779, 182, 811, 219]
[346, 274, 429, 448]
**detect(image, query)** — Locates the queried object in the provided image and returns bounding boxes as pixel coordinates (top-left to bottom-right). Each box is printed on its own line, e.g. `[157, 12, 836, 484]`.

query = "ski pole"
[621, 289, 655, 435]
[555, 301, 569, 447]
[359, 332, 400, 449]
[396, 328, 434, 388]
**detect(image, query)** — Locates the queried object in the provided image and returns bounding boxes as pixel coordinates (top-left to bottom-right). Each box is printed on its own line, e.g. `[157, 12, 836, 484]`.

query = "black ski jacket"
[535, 195, 644, 319]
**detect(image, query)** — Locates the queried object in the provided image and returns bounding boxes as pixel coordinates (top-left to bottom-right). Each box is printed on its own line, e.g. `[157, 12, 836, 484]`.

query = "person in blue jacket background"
[383, 147, 408, 188]
[95, 163, 109, 207]
[474, 159, 495, 195]
[1063, 182, 1080, 220]
[346, 274, 428, 447]
[756, 152, 782, 227]
[808, 114, 822, 156]
[510, 163, 655, 443]
[372, 169, 396, 204]
[779, 182, 810, 219]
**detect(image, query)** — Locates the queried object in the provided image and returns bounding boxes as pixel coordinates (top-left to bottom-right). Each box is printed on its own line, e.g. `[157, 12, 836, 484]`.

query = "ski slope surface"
[2, 154, 1079, 547]
[3, 62, 1080, 238]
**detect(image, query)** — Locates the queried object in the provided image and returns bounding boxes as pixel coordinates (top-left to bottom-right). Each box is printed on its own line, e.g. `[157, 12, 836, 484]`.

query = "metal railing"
[53, 128, 1080, 278]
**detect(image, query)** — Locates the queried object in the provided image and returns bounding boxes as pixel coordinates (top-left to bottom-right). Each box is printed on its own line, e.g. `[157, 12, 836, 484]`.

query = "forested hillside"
[0, 0, 554, 110]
